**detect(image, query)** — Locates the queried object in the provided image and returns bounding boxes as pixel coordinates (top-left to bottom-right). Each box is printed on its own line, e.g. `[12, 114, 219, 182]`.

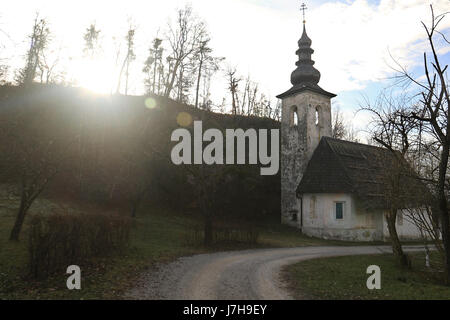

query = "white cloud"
[200, 0, 450, 101]
[309, 0, 450, 93]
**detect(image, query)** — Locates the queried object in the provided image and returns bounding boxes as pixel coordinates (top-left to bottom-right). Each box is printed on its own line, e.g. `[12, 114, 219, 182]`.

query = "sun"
[74, 59, 115, 94]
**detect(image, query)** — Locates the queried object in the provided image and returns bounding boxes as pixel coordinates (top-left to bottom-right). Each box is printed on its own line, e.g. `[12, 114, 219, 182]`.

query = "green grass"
[0, 201, 432, 300]
[0, 207, 201, 299]
[282, 252, 450, 300]
[0, 203, 339, 300]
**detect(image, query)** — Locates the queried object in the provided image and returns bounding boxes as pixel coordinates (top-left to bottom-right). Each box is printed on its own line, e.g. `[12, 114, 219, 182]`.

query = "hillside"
[0, 84, 281, 221]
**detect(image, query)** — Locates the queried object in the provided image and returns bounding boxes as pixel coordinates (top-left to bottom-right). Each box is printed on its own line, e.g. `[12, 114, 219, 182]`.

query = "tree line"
[0, 5, 279, 120]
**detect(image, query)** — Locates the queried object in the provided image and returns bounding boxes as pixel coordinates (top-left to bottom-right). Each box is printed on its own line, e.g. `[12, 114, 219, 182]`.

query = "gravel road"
[126, 245, 425, 300]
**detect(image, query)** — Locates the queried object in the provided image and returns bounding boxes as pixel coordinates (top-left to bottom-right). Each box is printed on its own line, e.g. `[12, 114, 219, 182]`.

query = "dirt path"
[126, 245, 425, 300]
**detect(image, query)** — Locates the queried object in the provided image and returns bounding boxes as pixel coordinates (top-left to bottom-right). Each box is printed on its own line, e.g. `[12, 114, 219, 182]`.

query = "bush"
[28, 212, 131, 279]
[187, 225, 259, 246]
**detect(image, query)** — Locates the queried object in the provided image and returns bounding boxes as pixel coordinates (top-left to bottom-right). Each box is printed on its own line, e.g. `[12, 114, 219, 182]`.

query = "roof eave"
[277, 84, 336, 99]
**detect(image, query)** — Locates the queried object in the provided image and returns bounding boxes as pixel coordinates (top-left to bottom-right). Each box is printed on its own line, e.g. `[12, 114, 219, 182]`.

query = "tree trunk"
[157, 66, 162, 95]
[116, 54, 128, 94]
[231, 89, 236, 115]
[177, 67, 183, 102]
[152, 53, 157, 93]
[440, 204, 450, 284]
[9, 195, 30, 241]
[125, 59, 129, 96]
[437, 144, 450, 284]
[386, 209, 410, 268]
[195, 58, 203, 109]
[164, 60, 181, 98]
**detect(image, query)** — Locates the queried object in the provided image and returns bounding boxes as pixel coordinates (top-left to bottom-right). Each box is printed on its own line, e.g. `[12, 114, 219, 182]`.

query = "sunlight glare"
[74, 59, 115, 94]
[145, 97, 157, 109]
[176, 112, 193, 127]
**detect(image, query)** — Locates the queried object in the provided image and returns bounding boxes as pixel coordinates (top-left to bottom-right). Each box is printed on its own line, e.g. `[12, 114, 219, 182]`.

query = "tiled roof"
[296, 137, 429, 210]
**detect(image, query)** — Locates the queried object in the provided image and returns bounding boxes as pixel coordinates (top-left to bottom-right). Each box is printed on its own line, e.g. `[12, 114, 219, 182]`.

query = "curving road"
[126, 245, 425, 300]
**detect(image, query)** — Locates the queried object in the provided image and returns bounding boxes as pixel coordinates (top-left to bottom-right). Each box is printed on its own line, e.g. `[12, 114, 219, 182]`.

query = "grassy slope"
[283, 253, 450, 300]
[1, 201, 433, 300]
[0, 203, 341, 300]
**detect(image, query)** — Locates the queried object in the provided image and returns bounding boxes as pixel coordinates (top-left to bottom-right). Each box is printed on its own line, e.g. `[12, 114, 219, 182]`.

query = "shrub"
[28, 212, 131, 279]
[187, 225, 259, 246]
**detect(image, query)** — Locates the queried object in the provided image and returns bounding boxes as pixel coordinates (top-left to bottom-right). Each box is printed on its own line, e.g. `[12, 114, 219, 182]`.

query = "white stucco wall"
[381, 209, 425, 241]
[300, 193, 424, 241]
[300, 193, 382, 241]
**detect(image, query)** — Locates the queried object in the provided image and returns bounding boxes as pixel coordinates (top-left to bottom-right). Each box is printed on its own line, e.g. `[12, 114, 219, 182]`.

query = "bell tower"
[277, 3, 336, 227]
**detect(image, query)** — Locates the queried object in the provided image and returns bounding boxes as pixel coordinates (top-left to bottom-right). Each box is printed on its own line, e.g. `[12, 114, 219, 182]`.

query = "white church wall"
[301, 193, 382, 241]
[381, 209, 425, 240]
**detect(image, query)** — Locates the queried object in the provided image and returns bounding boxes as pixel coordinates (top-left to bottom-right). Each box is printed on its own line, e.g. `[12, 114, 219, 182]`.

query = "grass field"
[1, 198, 437, 300]
[0, 201, 340, 300]
[282, 252, 450, 300]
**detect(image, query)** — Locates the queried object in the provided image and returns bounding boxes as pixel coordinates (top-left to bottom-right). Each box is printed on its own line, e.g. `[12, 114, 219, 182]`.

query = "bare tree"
[360, 92, 421, 267]
[390, 5, 450, 283]
[143, 38, 163, 94]
[226, 67, 241, 115]
[164, 5, 207, 98]
[116, 24, 136, 95]
[0, 23, 9, 83]
[198, 59, 219, 110]
[222, 68, 277, 119]
[360, 6, 450, 278]
[0, 64, 8, 84]
[175, 59, 194, 103]
[83, 23, 101, 58]
[332, 106, 362, 142]
[37, 46, 64, 84]
[332, 107, 346, 139]
[404, 205, 443, 266]
[16, 14, 50, 86]
[0, 104, 77, 241]
[273, 100, 282, 121]
[194, 38, 211, 108]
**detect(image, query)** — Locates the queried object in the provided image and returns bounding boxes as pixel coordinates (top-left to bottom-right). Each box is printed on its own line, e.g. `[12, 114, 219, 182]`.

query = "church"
[277, 14, 425, 242]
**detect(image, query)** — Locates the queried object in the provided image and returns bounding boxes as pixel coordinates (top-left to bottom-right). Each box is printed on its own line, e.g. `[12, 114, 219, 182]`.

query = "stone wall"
[280, 90, 332, 226]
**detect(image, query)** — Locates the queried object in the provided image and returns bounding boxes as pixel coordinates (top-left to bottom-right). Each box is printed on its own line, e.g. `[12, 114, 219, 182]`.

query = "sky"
[0, 0, 449, 139]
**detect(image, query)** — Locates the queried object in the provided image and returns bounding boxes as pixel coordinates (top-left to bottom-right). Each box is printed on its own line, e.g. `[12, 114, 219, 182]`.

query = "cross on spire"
[300, 2, 307, 24]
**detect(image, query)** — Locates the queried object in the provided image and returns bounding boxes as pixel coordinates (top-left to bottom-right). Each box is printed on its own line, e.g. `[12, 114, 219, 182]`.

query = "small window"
[289, 210, 298, 221]
[315, 108, 319, 126]
[290, 106, 298, 127]
[335, 202, 344, 220]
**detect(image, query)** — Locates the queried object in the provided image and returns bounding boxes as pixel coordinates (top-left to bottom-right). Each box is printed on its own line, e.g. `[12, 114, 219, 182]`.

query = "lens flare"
[176, 112, 192, 127]
[145, 97, 157, 109]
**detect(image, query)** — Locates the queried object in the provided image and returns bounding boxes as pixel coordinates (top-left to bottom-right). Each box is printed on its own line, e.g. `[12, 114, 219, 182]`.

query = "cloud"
[201, 0, 450, 105]
[308, 0, 450, 93]
[0, 0, 448, 105]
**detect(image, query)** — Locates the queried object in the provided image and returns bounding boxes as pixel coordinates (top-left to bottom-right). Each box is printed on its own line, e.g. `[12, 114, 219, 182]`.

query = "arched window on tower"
[290, 106, 298, 127]
[315, 107, 319, 126]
